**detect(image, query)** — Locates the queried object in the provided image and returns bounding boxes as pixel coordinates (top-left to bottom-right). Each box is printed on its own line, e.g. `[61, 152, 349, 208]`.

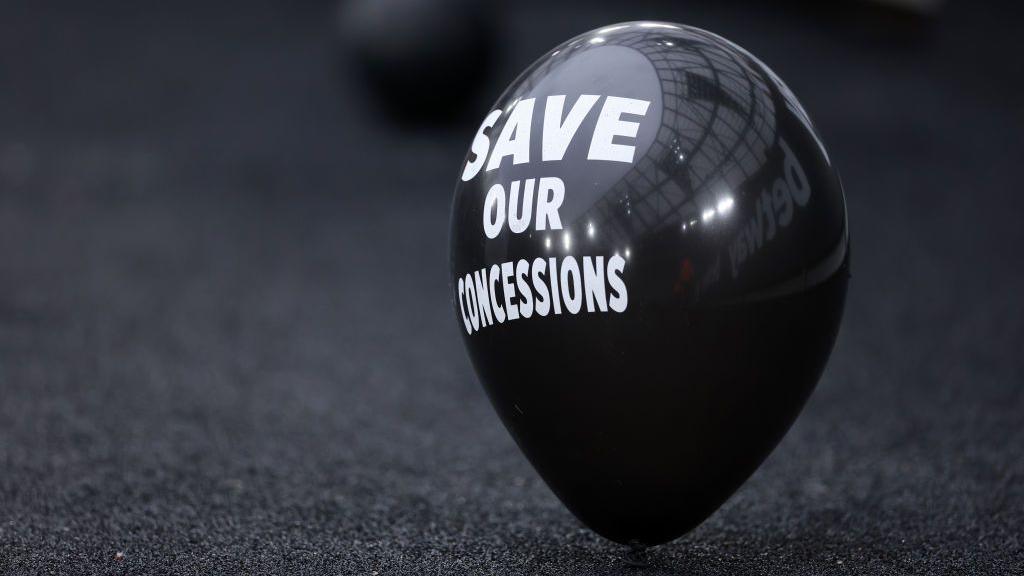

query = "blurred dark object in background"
[338, 0, 501, 127]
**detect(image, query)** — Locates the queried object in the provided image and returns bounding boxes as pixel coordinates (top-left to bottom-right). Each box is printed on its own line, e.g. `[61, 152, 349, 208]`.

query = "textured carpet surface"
[1, 1, 1022, 574]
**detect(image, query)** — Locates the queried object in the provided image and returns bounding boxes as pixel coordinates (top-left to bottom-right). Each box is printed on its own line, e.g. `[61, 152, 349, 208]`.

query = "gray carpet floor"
[1, 1, 1022, 573]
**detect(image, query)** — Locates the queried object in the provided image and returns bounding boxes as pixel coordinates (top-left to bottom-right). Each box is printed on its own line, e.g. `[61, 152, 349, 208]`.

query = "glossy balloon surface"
[449, 22, 848, 546]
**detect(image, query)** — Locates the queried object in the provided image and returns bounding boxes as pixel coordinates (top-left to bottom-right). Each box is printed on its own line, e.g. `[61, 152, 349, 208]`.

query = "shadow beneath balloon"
[517, 544, 687, 576]
[511, 503, 905, 576]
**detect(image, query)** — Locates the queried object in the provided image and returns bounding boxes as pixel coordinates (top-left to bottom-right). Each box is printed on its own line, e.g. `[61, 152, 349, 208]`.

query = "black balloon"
[339, 0, 497, 125]
[449, 22, 849, 546]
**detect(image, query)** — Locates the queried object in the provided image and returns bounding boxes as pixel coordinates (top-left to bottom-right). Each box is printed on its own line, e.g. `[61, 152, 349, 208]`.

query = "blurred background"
[1, 0, 1021, 573]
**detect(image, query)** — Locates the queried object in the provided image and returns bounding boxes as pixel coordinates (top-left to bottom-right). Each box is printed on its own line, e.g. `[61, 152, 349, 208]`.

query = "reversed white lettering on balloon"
[727, 139, 812, 279]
